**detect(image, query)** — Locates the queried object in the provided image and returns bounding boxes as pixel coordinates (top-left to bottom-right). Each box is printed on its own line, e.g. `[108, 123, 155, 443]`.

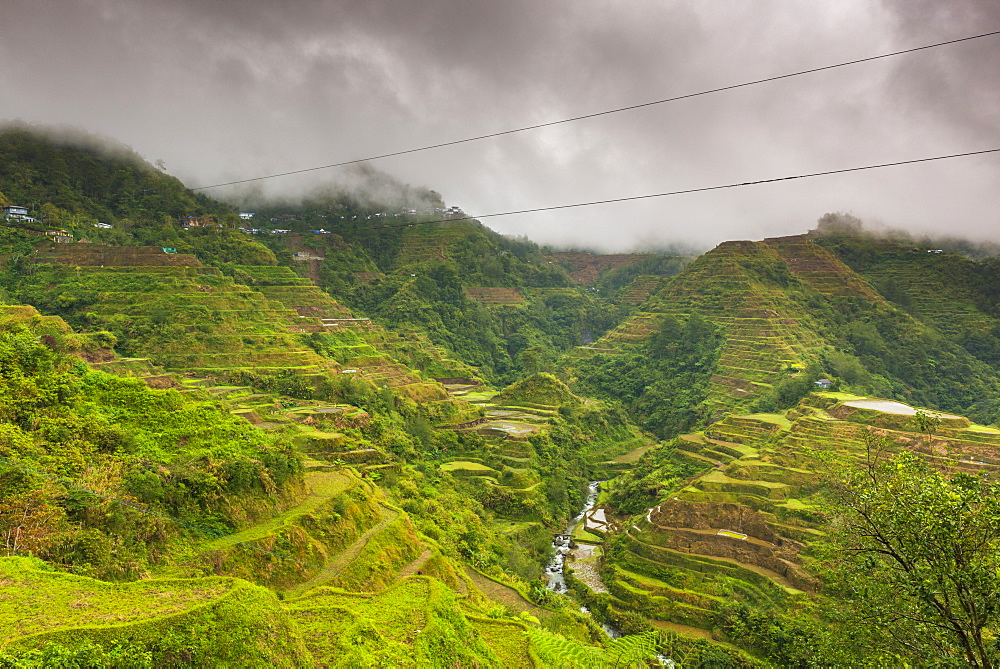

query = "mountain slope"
[573, 234, 1000, 434]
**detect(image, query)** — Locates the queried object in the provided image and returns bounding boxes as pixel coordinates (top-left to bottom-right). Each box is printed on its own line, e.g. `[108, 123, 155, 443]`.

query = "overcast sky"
[2, 0, 998, 251]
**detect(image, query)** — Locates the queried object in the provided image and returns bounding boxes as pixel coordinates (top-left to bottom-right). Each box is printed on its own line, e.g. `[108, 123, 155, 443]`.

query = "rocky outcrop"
[649, 501, 780, 544]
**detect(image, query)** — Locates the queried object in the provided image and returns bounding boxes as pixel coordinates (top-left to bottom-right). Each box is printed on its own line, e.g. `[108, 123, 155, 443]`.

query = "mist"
[2, 0, 999, 252]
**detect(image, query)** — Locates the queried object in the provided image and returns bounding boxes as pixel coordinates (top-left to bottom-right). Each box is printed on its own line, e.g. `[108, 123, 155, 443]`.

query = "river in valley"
[544, 481, 675, 666]
[545, 481, 599, 594]
[544, 481, 623, 638]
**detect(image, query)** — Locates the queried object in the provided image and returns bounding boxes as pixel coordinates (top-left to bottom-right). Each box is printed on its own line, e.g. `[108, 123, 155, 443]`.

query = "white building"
[3, 205, 34, 222]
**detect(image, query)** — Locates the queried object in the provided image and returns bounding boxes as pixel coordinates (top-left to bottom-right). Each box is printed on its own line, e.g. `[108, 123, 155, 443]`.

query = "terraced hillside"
[2, 128, 730, 665]
[616, 274, 667, 305]
[818, 238, 1000, 361]
[579, 234, 1000, 424]
[545, 252, 654, 285]
[19, 244, 482, 410]
[586, 239, 829, 414]
[0, 557, 544, 666]
[763, 234, 883, 300]
[463, 286, 527, 306]
[392, 222, 481, 268]
[604, 391, 1000, 638]
[6, 553, 660, 667]
[27, 245, 332, 372]
[284, 577, 531, 666]
[0, 302, 171, 385]
[0, 557, 311, 666]
[232, 264, 476, 404]
[0, 315, 644, 665]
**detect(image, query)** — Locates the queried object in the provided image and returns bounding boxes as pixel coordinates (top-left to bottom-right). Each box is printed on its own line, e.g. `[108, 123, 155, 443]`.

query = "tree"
[0, 486, 65, 557]
[910, 408, 941, 442]
[823, 432, 1000, 667]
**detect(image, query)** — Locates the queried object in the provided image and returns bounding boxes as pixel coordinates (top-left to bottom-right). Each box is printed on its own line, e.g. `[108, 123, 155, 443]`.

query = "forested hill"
[0, 125, 232, 229]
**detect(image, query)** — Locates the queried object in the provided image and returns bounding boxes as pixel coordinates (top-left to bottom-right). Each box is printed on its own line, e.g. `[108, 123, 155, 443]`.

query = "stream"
[544, 481, 623, 638]
[544, 481, 676, 666]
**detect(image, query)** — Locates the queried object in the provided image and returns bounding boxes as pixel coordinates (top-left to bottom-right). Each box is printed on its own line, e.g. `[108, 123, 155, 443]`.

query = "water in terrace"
[842, 398, 957, 418]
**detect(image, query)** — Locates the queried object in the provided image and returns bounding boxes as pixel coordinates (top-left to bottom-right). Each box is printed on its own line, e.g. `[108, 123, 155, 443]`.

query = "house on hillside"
[814, 378, 833, 390]
[45, 229, 72, 243]
[180, 215, 220, 229]
[239, 212, 255, 220]
[93, 222, 113, 229]
[3, 205, 35, 222]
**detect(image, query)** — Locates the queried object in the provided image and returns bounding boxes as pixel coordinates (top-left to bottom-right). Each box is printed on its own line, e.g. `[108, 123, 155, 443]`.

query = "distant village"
[2, 203, 466, 243]
[232, 204, 466, 235]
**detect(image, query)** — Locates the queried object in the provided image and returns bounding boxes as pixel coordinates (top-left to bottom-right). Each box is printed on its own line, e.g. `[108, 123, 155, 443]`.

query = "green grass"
[440, 460, 498, 473]
[717, 529, 747, 539]
[286, 577, 533, 666]
[0, 557, 311, 665]
[469, 618, 534, 667]
[814, 391, 865, 401]
[774, 497, 814, 510]
[737, 413, 793, 430]
[462, 390, 499, 403]
[966, 424, 1000, 434]
[0, 559, 232, 639]
[610, 444, 656, 463]
[571, 525, 604, 543]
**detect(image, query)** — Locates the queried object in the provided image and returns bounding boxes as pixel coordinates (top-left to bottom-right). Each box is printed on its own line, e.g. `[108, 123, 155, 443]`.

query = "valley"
[1, 129, 1000, 666]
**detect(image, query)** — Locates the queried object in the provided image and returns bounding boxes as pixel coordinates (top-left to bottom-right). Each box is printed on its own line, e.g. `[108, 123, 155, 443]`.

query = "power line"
[332, 147, 1000, 231]
[192, 29, 1000, 191]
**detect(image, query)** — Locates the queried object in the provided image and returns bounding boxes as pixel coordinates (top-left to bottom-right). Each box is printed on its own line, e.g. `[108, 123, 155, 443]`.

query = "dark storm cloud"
[2, 0, 998, 250]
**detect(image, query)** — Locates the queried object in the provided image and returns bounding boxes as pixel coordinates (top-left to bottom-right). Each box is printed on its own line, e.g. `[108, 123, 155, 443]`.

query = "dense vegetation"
[251, 208, 623, 384]
[0, 314, 301, 580]
[574, 314, 724, 438]
[0, 125, 234, 232]
[823, 438, 1000, 667]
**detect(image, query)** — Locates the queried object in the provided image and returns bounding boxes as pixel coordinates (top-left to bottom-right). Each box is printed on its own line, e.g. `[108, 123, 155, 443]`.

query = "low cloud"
[2, 0, 998, 251]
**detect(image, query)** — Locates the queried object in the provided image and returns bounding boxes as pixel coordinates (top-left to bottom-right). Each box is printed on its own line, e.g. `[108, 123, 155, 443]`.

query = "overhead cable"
[339, 147, 1000, 230]
[192, 29, 1000, 190]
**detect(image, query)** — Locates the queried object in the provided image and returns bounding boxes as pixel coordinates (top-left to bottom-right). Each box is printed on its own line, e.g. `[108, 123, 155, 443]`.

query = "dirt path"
[196, 470, 355, 553]
[153, 470, 356, 581]
[396, 548, 433, 580]
[286, 503, 400, 597]
[463, 566, 551, 620]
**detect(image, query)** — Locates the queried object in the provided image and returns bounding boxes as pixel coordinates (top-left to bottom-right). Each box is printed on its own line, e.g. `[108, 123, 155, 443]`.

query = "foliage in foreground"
[822, 434, 1000, 668]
